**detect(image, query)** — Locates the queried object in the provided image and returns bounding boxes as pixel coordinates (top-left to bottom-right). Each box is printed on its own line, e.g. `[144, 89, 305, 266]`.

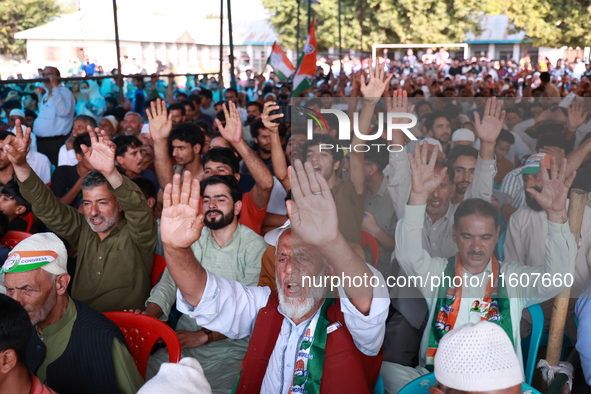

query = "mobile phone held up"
[270, 105, 292, 124]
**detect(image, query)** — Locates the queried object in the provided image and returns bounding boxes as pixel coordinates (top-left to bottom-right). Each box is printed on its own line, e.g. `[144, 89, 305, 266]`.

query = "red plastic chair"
[22, 212, 34, 233]
[151, 254, 167, 287]
[360, 231, 380, 268]
[103, 312, 181, 379]
[1, 230, 33, 248]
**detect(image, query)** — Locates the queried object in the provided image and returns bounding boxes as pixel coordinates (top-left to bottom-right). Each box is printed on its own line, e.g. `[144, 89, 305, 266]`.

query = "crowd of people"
[0, 53, 590, 394]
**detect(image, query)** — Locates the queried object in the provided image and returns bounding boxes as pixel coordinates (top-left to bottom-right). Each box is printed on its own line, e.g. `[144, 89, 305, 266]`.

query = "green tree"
[0, 0, 62, 57]
[504, 0, 591, 48]
[262, 0, 483, 53]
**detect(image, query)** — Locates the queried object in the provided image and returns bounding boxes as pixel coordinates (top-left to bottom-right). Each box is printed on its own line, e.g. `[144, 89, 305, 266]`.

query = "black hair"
[0, 294, 33, 364]
[200, 175, 242, 204]
[536, 132, 566, 151]
[302, 134, 344, 163]
[496, 130, 515, 145]
[24, 109, 37, 120]
[446, 145, 478, 180]
[199, 88, 213, 100]
[188, 94, 202, 107]
[365, 137, 390, 172]
[247, 101, 263, 113]
[181, 99, 195, 111]
[424, 111, 450, 131]
[23, 92, 38, 105]
[540, 72, 551, 83]
[169, 103, 186, 116]
[504, 108, 521, 117]
[250, 119, 268, 139]
[1, 100, 22, 113]
[169, 123, 205, 148]
[73, 132, 91, 156]
[74, 114, 98, 129]
[132, 177, 158, 201]
[454, 198, 499, 228]
[305, 98, 322, 108]
[225, 87, 238, 96]
[0, 212, 9, 238]
[105, 96, 118, 108]
[202, 147, 240, 174]
[112, 135, 142, 157]
[1, 180, 31, 213]
[410, 89, 425, 97]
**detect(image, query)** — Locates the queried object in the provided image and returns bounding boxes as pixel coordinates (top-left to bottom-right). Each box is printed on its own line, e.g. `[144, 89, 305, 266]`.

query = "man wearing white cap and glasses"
[160, 159, 390, 393]
[2, 233, 143, 394]
[431, 321, 523, 394]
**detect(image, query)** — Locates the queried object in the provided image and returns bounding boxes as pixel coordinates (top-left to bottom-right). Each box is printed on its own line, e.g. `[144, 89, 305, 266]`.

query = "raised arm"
[473, 97, 506, 161]
[161, 171, 207, 306]
[216, 102, 273, 208]
[262, 101, 290, 190]
[289, 159, 374, 314]
[147, 99, 175, 189]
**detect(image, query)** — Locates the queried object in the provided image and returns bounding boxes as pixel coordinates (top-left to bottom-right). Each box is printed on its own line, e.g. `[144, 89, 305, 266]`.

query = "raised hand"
[3, 119, 31, 166]
[287, 159, 339, 246]
[387, 88, 416, 116]
[261, 101, 282, 134]
[161, 171, 205, 248]
[473, 97, 506, 144]
[525, 157, 575, 223]
[408, 142, 447, 204]
[215, 101, 243, 145]
[568, 100, 588, 131]
[80, 127, 117, 175]
[360, 61, 392, 102]
[146, 98, 172, 143]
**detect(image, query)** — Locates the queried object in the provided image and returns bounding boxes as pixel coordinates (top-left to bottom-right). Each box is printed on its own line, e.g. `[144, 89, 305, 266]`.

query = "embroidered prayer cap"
[104, 115, 119, 130]
[518, 153, 552, 176]
[140, 122, 150, 135]
[451, 128, 475, 143]
[434, 321, 522, 391]
[0, 233, 67, 275]
[264, 220, 291, 247]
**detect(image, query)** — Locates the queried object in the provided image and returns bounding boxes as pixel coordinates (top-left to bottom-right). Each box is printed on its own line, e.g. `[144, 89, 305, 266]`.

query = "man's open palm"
[147, 98, 172, 143]
[80, 128, 116, 174]
[474, 97, 506, 144]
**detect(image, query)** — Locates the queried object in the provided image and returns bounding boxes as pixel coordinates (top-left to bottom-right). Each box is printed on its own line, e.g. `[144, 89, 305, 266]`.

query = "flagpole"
[338, 0, 342, 72]
[296, 0, 300, 60]
[307, 0, 312, 31]
[219, 0, 224, 94]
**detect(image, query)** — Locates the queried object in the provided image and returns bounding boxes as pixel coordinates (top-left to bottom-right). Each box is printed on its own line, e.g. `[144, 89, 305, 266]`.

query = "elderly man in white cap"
[431, 321, 522, 394]
[2, 232, 143, 394]
[450, 128, 475, 149]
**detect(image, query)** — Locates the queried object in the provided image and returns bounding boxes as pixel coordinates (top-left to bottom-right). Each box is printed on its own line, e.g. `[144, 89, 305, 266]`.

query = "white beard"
[276, 269, 328, 321]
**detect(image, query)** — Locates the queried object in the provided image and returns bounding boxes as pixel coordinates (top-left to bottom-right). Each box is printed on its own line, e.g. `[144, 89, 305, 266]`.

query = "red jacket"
[234, 292, 383, 393]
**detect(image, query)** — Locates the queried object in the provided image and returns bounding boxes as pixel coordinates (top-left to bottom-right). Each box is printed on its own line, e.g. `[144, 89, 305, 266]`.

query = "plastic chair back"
[399, 372, 541, 394]
[103, 311, 181, 378]
[0, 230, 33, 248]
[22, 212, 34, 233]
[151, 254, 167, 287]
[522, 303, 544, 385]
[361, 231, 380, 268]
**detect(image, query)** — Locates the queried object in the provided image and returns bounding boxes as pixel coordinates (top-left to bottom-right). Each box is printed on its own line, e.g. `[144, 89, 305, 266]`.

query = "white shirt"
[267, 177, 287, 215]
[177, 267, 390, 394]
[34, 86, 76, 137]
[57, 144, 77, 167]
[27, 150, 52, 184]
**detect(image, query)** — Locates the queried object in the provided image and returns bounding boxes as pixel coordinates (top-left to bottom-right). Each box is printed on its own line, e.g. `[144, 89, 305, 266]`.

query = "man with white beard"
[161, 160, 390, 394]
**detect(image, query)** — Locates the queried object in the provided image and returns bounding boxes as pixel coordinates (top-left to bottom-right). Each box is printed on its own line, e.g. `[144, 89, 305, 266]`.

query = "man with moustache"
[381, 142, 577, 393]
[385, 97, 503, 367]
[160, 160, 389, 393]
[447, 145, 479, 205]
[134, 174, 267, 391]
[2, 233, 142, 394]
[112, 135, 159, 189]
[504, 152, 591, 341]
[121, 112, 143, 137]
[5, 122, 157, 312]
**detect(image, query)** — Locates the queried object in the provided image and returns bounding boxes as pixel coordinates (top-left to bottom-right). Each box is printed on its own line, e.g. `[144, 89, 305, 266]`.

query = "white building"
[14, 9, 278, 75]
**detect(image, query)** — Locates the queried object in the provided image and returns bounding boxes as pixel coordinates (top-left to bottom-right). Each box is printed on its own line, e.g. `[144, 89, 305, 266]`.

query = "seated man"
[112, 135, 159, 190]
[381, 143, 577, 393]
[6, 121, 157, 312]
[431, 321, 523, 394]
[136, 175, 267, 390]
[161, 161, 389, 393]
[58, 115, 97, 167]
[1, 233, 143, 394]
[0, 294, 57, 394]
[50, 133, 94, 208]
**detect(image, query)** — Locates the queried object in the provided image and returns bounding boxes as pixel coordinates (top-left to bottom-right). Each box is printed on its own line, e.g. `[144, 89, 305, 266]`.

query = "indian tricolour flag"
[266, 42, 295, 81]
[292, 19, 317, 97]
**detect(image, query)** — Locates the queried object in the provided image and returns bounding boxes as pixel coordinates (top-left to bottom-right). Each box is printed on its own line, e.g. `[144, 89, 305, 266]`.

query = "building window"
[44, 47, 61, 62]
[71, 47, 88, 61]
[499, 51, 512, 61]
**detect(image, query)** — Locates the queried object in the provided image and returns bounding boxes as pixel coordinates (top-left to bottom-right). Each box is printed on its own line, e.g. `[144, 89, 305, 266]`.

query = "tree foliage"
[505, 0, 591, 48]
[0, 0, 62, 57]
[262, 0, 484, 52]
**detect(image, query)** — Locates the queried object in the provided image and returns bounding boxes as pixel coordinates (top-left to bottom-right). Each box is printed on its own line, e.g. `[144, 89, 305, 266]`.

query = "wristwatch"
[203, 329, 214, 345]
